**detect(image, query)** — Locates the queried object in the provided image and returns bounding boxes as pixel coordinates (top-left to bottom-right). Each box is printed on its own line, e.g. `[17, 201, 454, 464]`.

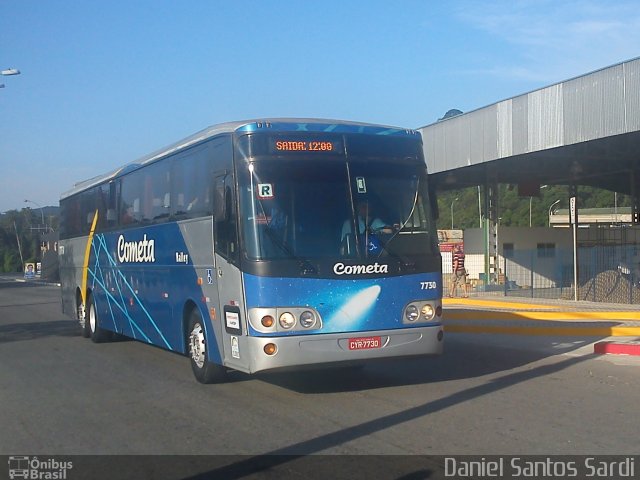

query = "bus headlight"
[249, 307, 322, 332]
[421, 304, 435, 320]
[279, 312, 296, 329]
[405, 305, 419, 322]
[299, 310, 316, 328]
[403, 302, 439, 324]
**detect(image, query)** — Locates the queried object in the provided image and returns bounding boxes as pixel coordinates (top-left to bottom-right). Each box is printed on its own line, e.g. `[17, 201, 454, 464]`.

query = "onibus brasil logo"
[8, 456, 73, 480]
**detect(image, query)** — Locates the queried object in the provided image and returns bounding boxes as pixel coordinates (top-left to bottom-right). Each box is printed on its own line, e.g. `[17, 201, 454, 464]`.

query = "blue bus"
[59, 119, 443, 383]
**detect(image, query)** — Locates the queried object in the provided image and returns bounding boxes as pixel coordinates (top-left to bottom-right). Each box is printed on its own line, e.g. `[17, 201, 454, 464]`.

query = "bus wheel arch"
[87, 291, 109, 343]
[182, 301, 198, 353]
[184, 302, 227, 384]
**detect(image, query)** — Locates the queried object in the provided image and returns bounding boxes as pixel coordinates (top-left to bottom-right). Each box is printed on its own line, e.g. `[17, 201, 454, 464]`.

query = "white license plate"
[348, 336, 382, 350]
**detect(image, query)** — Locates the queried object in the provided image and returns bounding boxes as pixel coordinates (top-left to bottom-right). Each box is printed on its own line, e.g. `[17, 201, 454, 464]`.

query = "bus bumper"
[244, 325, 444, 373]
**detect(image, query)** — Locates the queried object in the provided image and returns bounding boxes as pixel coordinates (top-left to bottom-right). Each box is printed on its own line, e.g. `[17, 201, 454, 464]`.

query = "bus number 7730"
[59, 118, 443, 383]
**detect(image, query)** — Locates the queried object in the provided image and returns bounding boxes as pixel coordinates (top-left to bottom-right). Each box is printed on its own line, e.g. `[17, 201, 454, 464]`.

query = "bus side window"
[148, 161, 170, 222]
[170, 144, 213, 219]
[79, 188, 97, 235]
[107, 181, 118, 228]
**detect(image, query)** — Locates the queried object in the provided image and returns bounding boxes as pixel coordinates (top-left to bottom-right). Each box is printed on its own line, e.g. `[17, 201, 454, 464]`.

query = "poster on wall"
[24, 263, 36, 279]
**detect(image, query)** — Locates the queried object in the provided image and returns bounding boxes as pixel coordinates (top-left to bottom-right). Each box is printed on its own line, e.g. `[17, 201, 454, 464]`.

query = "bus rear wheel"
[88, 294, 109, 343]
[188, 309, 227, 384]
[78, 299, 90, 338]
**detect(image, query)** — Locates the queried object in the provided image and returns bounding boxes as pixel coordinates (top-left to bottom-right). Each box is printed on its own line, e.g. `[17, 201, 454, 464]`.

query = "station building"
[425, 57, 640, 303]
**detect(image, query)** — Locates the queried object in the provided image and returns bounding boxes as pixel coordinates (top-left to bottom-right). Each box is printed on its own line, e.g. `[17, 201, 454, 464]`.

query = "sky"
[1, 0, 639, 212]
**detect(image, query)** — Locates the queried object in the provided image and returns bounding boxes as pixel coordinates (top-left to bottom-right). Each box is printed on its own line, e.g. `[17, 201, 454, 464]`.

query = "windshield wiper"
[256, 199, 318, 275]
[263, 228, 317, 274]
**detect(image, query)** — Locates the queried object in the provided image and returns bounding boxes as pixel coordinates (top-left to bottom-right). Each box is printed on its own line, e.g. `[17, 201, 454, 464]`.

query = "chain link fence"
[497, 244, 640, 303]
[443, 227, 640, 304]
[444, 246, 640, 304]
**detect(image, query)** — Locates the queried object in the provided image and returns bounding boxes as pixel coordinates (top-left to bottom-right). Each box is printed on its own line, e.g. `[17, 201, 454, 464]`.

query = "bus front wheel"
[187, 309, 227, 384]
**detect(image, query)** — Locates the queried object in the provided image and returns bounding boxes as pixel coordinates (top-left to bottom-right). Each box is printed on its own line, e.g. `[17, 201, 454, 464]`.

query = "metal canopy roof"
[419, 57, 640, 195]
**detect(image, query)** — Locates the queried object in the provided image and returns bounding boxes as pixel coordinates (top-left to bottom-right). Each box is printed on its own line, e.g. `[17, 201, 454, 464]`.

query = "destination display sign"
[268, 137, 344, 155]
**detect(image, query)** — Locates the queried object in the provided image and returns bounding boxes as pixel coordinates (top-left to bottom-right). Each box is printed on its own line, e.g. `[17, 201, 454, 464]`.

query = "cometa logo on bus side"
[117, 234, 156, 263]
[333, 262, 388, 275]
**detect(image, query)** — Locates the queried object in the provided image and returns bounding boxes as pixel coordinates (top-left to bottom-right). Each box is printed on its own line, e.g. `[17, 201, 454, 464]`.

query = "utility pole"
[13, 220, 24, 267]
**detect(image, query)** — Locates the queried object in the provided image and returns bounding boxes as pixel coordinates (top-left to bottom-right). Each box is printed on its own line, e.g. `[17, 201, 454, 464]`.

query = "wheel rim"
[78, 303, 86, 328]
[189, 322, 206, 368]
[89, 303, 96, 332]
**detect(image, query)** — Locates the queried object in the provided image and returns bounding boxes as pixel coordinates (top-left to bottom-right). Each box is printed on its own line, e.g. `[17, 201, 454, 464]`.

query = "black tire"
[187, 309, 227, 384]
[87, 294, 110, 343]
[79, 297, 90, 338]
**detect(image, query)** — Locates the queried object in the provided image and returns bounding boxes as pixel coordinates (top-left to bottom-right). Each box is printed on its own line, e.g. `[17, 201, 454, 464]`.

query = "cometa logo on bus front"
[117, 234, 156, 263]
[333, 262, 388, 275]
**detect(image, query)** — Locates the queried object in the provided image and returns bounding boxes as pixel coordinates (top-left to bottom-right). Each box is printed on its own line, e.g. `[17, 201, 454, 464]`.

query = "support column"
[569, 184, 579, 301]
[483, 181, 498, 285]
[632, 167, 640, 225]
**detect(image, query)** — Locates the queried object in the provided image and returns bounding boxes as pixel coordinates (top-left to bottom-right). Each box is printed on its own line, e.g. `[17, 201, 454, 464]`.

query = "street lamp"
[548, 199, 561, 227]
[1, 68, 20, 89]
[529, 185, 548, 227]
[24, 199, 46, 230]
[451, 197, 459, 230]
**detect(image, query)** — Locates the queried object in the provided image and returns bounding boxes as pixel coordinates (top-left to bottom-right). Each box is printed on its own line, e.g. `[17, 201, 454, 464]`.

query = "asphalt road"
[1, 280, 639, 477]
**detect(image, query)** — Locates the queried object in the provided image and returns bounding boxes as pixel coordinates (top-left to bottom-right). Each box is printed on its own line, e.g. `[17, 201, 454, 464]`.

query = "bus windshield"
[238, 156, 438, 263]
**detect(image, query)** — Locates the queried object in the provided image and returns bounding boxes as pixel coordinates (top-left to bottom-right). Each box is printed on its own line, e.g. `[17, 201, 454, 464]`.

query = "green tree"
[0, 207, 56, 272]
[436, 184, 631, 230]
[3, 251, 19, 273]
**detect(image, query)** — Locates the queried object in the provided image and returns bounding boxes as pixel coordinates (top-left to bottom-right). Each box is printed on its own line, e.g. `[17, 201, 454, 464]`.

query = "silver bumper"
[243, 325, 444, 373]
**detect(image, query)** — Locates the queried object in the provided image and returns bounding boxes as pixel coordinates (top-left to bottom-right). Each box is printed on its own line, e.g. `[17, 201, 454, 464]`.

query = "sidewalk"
[443, 294, 640, 339]
[0, 273, 61, 287]
[445, 294, 640, 313]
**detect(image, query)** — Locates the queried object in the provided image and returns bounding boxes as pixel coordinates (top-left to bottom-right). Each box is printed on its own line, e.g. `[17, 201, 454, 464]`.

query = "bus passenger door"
[213, 174, 250, 373]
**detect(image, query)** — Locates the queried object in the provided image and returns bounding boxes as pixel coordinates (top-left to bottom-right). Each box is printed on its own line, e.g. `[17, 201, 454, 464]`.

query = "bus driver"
[341, 200, 394, 242]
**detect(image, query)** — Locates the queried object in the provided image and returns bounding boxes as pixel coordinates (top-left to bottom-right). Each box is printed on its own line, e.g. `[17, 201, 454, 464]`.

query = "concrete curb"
[594, 341, 640, 356]
[443, 297, 640, 337]
[10, 278, 61, 287]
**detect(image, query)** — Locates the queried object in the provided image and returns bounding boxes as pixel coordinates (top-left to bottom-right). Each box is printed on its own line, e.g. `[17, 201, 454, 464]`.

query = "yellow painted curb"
[445, 310, 640, 322]
[445, 324, 640, 337]
[443, 298, 559, 310]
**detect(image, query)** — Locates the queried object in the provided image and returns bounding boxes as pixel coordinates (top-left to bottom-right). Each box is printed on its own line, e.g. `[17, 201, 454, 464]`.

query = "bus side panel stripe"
[94, 233, 135, 338]
[80, 210, 99, 305]
[89, 232, 171, 349]
[87, 266, 152, 343]
[91, 239, 117, 330]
